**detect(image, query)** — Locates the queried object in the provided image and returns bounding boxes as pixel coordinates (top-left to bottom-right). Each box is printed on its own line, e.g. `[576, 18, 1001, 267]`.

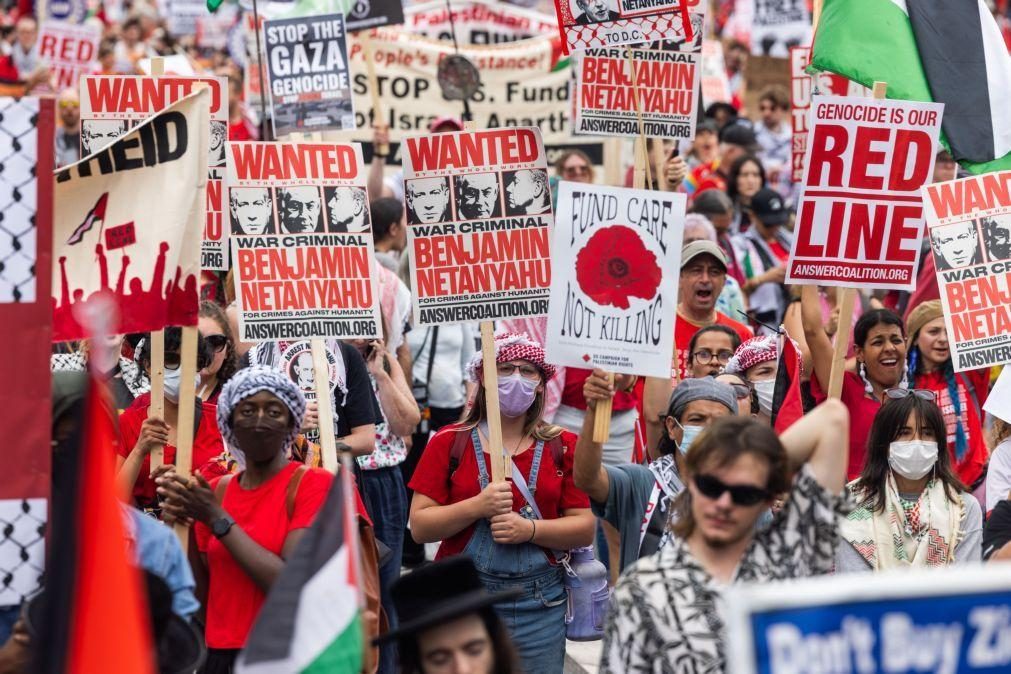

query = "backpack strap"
[546, 436, 565, 473]
[214, 474, 233, 503]
[287, 465, 309, 520]
[448, 428, 470, 477]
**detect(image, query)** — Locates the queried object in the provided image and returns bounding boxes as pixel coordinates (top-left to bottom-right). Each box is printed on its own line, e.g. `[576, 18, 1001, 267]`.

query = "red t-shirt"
[195, 462, 333, 648]
[674, 311, 754, 380]
[811, 370, 879, 480]
[118, 395, 226, 508]
[914, 368, 990, 487]
[560, 367, 638, 412]
[409, 425, 590, 561]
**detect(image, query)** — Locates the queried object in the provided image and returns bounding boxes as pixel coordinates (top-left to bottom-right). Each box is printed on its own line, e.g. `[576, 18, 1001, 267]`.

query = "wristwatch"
[211, 514, 236, 539]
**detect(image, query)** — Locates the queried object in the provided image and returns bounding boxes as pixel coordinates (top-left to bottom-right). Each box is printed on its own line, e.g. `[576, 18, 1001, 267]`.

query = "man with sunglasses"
[601, 400, 849, 673]
[575, 375, 739, 573]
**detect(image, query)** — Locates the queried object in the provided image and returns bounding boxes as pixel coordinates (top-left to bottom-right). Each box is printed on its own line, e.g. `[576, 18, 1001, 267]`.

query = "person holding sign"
[409, 333, 594, 674]
[838, 393, 982, 572]
[735, 187, 792, 335]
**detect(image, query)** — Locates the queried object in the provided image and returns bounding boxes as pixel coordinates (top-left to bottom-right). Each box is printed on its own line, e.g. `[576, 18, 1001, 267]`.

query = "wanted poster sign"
[79, 75, 230, 271]
[554, 0, 704, 54]
[402, 127, 553, 326]
[573, 46, 699, 140]
[38, 21, 100, 90]
[227, 141, 381, 342]
[923, 172, 1011, 372]
[546, 182, 684, 377]
[786, 95, 944, 291]
[264, 13, 355, 138]
[750, 0, 810, 58]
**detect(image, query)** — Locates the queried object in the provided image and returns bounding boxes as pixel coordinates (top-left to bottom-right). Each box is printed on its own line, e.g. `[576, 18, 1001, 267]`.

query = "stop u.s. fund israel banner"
[403, 127, 553, 326]
[227, 141, 381, 342]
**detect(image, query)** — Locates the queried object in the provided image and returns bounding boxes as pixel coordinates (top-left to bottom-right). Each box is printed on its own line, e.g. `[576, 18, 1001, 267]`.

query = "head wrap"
[724, 334, 802, 376]
[666, 377, 738, 419]
[216, 366, 306, 469]
[905, 300, 944, 342]
[465, 332, 556, 383]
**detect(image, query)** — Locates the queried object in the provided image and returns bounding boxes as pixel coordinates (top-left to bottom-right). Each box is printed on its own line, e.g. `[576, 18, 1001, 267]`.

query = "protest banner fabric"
[554, 0, 703, 53]
[699, 39, 730, 105]
[406, 0, 556, 43]
[546, 182, 684, 377]
[785, 95, 944, 291]
[264, 13, 355, 138]
[727, 565, 1011, 674]
[228, 141, 381, 342]
[79, 75, 231, 271]
[923, 172, 1011, 372]
[0, 97, 52, 607]
[38, 21, 100, 90]
[573, 46, 699, 140]
[52, 91, 207, 341]
[402, 127, 553, 326]
[749, 0, 810, 58]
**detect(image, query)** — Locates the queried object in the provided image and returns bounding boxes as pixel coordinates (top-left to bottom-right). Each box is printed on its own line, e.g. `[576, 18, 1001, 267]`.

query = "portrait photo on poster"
[81, 119, 129, 155]
[324, 185, 371, 234]
[930, 219, 984, 271]
[277, 185, 324, 234]
[982, 214, 1011, 262]
[208, 120, 227, 167]
[504, 169, 551, 216]
[454, 172, 503, 220]
[406, 176, 452, 224]
[572, 0, 619, 24]
[229, 187, 275, 236]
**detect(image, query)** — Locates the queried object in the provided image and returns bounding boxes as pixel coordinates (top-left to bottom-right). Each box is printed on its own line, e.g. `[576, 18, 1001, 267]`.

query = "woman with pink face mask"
[409, 333, 594, 674]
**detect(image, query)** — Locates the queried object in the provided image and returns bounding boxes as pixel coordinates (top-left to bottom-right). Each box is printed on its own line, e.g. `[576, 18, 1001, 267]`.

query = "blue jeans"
[359, 466, 407, 674]
[481, 566, 567, 673]
[0, 606, 19, 644]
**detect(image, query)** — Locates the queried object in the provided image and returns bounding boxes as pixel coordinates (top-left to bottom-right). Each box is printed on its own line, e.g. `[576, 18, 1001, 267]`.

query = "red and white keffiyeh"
[466, 332, 556, 383]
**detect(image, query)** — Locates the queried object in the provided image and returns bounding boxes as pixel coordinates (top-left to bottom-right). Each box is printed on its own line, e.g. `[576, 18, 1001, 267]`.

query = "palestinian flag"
[237, 462, 363, 673]
[811, 0, 1011, 174]
[772, 332, 804, 434]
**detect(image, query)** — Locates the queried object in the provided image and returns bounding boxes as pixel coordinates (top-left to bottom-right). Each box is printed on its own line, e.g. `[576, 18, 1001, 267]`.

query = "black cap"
[748, 187, 789, 226]
[719, 122, 758, 149]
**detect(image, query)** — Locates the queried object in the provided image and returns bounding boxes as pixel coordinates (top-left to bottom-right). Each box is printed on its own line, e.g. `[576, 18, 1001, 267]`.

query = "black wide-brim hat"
[373, 556, 522, 645]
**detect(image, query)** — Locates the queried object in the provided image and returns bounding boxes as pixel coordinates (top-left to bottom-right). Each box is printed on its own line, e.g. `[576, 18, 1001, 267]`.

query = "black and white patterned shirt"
[601, 465, 845, 674]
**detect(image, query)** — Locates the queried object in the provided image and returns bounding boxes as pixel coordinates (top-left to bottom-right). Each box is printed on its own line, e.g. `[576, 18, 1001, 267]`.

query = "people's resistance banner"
[38, 20, 100, 90]
[546, 182, 683, 377]
[79, 75, 230, 270]
[53, 90, 207, 341]
[406, 0, 556, 43]
[573, 45, 699, 140]
[923, 171, 1011, 372]
[403, 127, 553, 326]
[554, 0, 703, 53]
[264, 12, 355, 138]
[228, 141, 381, 342]
[726, 565, 1011, 674]
[786, 95, 944, 290]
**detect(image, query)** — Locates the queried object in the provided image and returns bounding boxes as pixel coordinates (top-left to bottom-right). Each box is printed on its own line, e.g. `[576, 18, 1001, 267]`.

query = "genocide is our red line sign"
[785, 95, 944, 291]
[402, 127, 553, 326]
[39, 21, 100, 90]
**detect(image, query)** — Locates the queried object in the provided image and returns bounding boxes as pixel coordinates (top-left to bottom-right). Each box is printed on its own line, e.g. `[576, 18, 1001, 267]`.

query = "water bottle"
[563, 546, 610, 641]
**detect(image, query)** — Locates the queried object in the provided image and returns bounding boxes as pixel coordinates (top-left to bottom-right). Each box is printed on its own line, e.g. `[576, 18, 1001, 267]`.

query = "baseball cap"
[748, 187, 789, 226]
[681, 240, 727, 271]
[719, 123, 759, 151]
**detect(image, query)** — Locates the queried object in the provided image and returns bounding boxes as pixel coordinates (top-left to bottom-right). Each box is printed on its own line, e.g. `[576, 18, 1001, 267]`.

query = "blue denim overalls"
[463, 429, 567, 673]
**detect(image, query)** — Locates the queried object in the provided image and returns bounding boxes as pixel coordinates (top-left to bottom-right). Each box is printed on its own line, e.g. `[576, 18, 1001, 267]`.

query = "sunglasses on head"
[693, 473, 769, 506]
[884, 388, 936, 403]
[204, 334, 228, 353]
[726, 382, 753, 400]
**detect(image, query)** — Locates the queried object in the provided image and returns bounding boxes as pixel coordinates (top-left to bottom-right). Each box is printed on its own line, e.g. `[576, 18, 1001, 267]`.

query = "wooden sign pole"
[361, 33, 390, 157]
[148, 55, 167, 472]
[173, 326, 199, 549]
[827, 81, 887, 399]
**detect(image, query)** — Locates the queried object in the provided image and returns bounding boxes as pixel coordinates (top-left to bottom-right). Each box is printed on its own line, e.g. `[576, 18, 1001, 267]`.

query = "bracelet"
[623, 375, 639, 393]
[528, 518, 537, 543]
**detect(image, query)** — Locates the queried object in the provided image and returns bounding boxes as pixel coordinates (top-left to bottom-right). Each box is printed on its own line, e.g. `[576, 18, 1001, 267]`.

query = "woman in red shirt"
[159, 366, 333, 673]
[905, 300, 989, 489]
[409, 333, 594, 674]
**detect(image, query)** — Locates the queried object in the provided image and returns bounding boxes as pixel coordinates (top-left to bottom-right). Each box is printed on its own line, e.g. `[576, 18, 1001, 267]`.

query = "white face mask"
[164, 370, 201, 404]
[753, 379, 775, 417]
[888, 440, 938, 480]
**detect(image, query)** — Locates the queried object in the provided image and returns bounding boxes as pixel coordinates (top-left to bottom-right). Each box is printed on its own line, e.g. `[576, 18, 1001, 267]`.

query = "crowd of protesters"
[1, 1, 1011, 673]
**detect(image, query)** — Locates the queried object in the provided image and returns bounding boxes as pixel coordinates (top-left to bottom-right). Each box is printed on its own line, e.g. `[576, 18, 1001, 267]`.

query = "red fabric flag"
[773, 333, 805, 434]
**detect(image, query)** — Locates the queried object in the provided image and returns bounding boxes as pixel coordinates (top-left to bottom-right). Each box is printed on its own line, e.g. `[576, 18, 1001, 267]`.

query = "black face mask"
[232, 417, 289, 464]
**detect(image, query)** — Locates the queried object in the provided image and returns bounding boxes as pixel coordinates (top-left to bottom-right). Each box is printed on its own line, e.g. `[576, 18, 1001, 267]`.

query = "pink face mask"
[498, 373, 538, 418]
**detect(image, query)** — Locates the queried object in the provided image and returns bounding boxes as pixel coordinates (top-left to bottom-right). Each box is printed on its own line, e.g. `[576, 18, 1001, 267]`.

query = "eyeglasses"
[693, 349, 734, 365]
[58, 100, 79, 109]
[563, 165, 590, 176]
[884, 388, 937, 403]
[496, 362, 541, 380]
[693, 474, 770, 506]
[204, 334, 228, 353]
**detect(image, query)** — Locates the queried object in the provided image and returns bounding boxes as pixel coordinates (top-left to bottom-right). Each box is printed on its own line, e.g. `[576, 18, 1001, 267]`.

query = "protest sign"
[402, 127, 553, 326]
[165, 0, 207, 37]
[264, 13, 354, 138]
[785, 95, 944, 291]
[727, 565, 1011, 674]
[406, 0, 556, 43]
[0, 97, 53, 608]
[228, 140, 381, 342]
[79, 75, 230, 271]
[43, 0, 88, 22]
[699, 39, 730, 105]
[52, 90, 207, 342]
[573, 46, 698, 140]
[554, 0, 704, 54]
[923, 171, 1011, 372]
[196, 2, 240, 51]
[750, 0, 810, 58]
[546, 182, 683, 377]
[335, 0, 405, 32]
[38, 21, 100, 90]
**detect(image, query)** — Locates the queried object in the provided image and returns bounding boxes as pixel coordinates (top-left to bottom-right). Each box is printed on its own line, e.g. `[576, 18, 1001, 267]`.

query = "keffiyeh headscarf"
[723, 334, 801, 376]
[216, 366, 306, 468]
[466, 332, 556, 383]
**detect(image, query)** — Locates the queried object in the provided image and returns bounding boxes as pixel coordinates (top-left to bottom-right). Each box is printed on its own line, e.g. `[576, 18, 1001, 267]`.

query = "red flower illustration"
[575, 225, 662, 310]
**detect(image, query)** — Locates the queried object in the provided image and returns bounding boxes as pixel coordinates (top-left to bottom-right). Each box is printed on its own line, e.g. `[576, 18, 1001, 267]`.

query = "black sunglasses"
[204, 334, 229, 353]
[726, 381, 753, 400]
[693, 474, 770, 506]
[884, 388, 936, 403]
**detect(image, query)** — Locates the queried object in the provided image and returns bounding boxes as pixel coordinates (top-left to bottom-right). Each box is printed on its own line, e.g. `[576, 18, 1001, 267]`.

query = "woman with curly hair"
[199, 300, 240, 404]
